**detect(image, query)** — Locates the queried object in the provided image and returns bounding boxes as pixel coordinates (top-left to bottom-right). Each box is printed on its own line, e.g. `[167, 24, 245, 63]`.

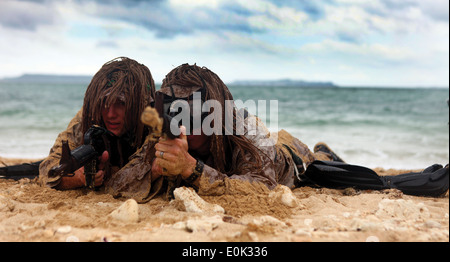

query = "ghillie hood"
[160, 63, 266, 175]
[81, 57, 156, 148]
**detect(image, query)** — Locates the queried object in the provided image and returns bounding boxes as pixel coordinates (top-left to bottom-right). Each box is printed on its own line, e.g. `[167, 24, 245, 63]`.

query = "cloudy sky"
[0, 0, 448, 87]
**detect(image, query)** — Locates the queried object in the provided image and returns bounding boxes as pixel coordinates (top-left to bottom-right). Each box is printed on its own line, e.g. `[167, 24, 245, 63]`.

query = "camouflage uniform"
[39, 109, 162, 203]
[39, 111, 332, 202]
[196, 114, 332, 195]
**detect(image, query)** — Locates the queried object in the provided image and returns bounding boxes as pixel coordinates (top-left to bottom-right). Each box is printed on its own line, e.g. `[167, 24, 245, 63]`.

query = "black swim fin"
[0, 160, 43, 180]
[304, 160, 386, 190]
[304, 161, 449, 197]
[384, 164, 449, 197]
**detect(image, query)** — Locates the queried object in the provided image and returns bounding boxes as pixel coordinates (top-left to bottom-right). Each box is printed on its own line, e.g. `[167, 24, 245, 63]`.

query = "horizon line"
[1, 73, 448, 89]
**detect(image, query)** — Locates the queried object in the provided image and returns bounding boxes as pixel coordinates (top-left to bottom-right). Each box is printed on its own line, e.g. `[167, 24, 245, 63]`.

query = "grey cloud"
[96, 40, 119, 49]
[91, 1, 264, 38]
[364, 0, 449, 22]
[419, 2, 449, 22]
[269, 0, 328, 20]
[0, 0, 60, 31]
[336, 31, 363, 44]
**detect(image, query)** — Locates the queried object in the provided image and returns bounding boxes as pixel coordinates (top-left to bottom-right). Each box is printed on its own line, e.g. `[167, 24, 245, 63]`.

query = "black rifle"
[48, 125, 114, 189]
[0, 125, 113, 187]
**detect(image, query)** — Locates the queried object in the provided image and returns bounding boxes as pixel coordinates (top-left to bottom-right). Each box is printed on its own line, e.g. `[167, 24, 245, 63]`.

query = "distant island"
[0, 74, 93, 84]
[1, 74, 338, 88]
[230, 79, 338, 88]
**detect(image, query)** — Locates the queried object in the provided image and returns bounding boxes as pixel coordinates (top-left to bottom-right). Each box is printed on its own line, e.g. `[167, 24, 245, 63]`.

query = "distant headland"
[1, 74, 338, 88]
[0, 74, 93, 84]
[230, 79, 338, 88]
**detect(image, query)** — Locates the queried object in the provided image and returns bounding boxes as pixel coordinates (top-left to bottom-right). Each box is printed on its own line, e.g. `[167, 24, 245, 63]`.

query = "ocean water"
[0, 81, 448, 170]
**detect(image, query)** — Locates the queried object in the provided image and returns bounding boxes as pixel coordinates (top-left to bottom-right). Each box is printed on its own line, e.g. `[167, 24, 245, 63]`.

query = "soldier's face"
[102, 100, 126, 137]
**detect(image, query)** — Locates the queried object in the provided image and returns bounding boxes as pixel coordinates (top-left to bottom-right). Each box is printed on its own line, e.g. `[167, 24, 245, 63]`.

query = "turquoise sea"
[0, 80, 448, 170]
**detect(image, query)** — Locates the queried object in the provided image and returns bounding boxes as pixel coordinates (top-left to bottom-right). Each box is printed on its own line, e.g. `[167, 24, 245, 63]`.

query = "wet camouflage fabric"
[197, 114, 332, 196]
[39, 112, 331, 202]
[38, 110, 162, 203]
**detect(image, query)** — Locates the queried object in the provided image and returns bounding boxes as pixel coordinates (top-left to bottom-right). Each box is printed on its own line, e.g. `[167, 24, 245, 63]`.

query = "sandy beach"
[1, 156, 448, 243]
